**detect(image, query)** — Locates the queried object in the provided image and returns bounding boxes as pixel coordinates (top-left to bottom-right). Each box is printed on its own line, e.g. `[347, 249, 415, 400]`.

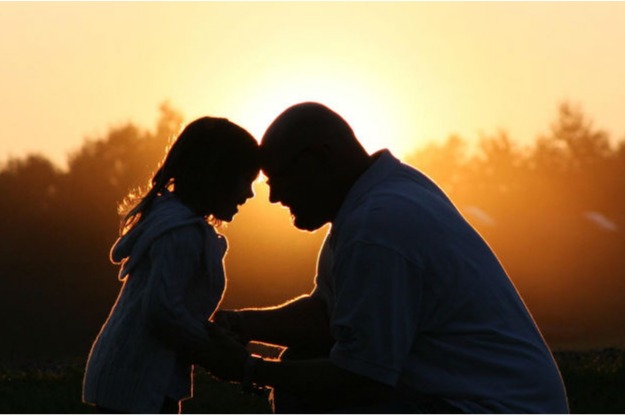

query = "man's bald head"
[259, 102, 373, 231]
[261, 102, 364, 161]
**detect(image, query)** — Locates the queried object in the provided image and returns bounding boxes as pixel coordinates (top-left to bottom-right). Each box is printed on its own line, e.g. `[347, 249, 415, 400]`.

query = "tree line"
[0, 102, 623, 362]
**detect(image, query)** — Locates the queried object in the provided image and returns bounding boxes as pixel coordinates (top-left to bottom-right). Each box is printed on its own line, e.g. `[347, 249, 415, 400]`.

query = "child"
[83, 117, 260, 413]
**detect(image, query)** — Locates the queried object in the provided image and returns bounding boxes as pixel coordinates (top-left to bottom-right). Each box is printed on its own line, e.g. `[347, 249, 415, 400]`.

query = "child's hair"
[118, 117, 259, 235]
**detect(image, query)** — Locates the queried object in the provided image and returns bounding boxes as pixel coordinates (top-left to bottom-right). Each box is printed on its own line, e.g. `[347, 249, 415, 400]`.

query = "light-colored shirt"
[312, 150, 569, 413]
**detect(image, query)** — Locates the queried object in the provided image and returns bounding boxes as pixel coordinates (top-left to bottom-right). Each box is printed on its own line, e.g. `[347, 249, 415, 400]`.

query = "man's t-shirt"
[311, 150, 569, 413]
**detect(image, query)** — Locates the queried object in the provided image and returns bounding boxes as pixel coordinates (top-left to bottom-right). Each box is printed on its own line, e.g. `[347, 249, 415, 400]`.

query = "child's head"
[121, 117, 259, 233]
[156, 117, 260, 220]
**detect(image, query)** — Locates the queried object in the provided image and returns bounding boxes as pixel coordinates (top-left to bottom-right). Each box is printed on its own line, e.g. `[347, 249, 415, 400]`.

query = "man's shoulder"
[350, 171, 451, 227]
[333, 167, 466, 254]
[334, 188, 428, 251]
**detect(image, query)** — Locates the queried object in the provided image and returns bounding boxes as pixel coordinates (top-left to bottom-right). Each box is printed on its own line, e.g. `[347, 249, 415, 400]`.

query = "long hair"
[118, 117, 259, 235]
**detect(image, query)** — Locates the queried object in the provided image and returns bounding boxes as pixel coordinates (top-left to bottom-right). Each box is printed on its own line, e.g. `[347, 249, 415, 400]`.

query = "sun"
[216, 61, 415, 158]
[177, 55, 424, 160]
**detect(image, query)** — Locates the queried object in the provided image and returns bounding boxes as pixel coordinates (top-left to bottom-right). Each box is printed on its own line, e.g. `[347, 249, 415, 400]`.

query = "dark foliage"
[404, 102, 625, 348]
[0, 101, 623, 365]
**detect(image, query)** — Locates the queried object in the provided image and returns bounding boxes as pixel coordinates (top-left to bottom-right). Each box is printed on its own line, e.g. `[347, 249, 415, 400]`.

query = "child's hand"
[212, 310, 251, 345]
[196, 322, 250, 382]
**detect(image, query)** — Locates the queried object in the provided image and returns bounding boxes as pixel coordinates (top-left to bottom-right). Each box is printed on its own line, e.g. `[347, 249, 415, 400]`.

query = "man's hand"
[194, 322, 249, 382]
[213, 310, 251, 345]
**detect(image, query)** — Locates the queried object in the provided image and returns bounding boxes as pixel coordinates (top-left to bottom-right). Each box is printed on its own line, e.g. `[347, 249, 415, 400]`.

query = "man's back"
[315, 150, 569, 413]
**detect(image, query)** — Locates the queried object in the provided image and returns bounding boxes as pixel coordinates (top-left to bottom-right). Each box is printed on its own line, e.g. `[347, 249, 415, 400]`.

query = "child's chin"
[216, 210, 237, 223]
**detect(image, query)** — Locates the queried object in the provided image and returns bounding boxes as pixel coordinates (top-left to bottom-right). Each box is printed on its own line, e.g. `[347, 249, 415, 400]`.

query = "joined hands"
[193, 321, 250, 383]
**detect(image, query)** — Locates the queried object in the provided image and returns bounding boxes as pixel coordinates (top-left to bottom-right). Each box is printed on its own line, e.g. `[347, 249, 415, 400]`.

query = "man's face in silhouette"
[262, 145, 333, 231]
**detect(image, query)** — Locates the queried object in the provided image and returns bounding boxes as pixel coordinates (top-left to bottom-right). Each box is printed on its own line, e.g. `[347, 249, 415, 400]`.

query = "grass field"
[1, 349, 623, 413]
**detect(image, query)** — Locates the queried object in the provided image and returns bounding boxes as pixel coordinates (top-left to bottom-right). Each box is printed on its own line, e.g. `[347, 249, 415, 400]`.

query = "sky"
[1, 2, 625, 169]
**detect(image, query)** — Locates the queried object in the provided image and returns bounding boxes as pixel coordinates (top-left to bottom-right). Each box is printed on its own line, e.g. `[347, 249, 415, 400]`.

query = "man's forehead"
[261, 104, 329, 174]
[260, 146, 298, 176]
[261, 134, 314, 172]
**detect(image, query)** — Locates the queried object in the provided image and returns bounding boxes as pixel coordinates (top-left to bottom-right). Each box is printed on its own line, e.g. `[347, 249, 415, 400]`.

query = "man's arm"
[254, 357, 394, 410]
[197, 324, 393, 411]
[214, 294, 334, 354]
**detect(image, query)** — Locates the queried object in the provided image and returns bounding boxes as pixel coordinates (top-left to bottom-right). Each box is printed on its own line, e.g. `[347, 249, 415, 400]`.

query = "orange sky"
[1, 2, 625, 169]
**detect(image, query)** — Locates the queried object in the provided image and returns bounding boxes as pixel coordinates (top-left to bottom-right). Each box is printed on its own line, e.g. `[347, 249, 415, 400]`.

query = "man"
[198, 102, 569, 413]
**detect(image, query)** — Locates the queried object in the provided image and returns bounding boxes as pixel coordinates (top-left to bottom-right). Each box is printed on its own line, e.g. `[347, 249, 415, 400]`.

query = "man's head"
[260, 102, 371, 231]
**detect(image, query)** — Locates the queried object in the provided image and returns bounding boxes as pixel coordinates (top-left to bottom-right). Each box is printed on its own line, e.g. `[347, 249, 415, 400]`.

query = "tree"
[0, 103, 185, 360]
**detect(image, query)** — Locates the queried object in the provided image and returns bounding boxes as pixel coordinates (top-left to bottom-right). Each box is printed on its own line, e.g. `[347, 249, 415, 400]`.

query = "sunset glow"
[0, 2, 625, 348]
[1, 2, 625, 362]
[2, 2, 625, 168]
[228, 65, 407, 154]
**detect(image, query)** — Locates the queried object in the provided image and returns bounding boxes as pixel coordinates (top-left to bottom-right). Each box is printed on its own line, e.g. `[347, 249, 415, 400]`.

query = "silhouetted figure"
[82, 117, 260, 413]
[199, 102, 569, 413]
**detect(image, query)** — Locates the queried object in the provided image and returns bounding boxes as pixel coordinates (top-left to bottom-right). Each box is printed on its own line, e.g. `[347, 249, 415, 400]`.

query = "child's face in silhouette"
[211, 168, 258, 222]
